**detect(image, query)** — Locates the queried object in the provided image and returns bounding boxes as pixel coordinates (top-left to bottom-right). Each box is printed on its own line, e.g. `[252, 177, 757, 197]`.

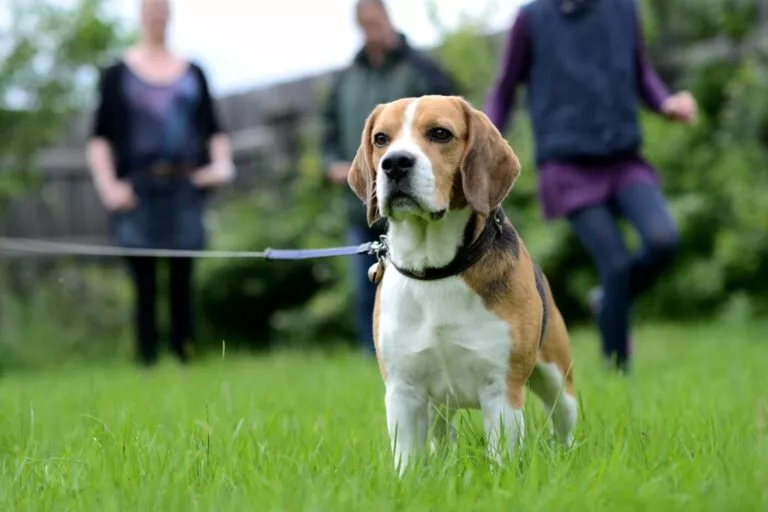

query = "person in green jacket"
[322, 0, 456, 354]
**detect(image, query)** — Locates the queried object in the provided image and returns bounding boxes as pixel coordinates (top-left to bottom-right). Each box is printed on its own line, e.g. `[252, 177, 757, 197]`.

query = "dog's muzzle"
[381, 150, 416, 183]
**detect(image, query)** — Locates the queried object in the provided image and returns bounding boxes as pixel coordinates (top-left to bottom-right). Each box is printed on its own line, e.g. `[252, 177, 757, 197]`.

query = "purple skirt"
[536, 154, 661, 220]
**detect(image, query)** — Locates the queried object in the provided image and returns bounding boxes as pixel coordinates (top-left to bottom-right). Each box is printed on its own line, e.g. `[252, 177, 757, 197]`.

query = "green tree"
[0, 0, 129, 213]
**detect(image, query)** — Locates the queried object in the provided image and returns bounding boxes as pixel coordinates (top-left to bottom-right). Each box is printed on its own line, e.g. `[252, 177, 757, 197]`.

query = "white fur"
[528, 361, 578, 447]
[378, 209, 525, 475]
[377, 99, 443, 219]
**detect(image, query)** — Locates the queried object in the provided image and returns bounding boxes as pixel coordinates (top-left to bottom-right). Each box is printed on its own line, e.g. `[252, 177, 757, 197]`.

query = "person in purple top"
[484, 0, 698, 373]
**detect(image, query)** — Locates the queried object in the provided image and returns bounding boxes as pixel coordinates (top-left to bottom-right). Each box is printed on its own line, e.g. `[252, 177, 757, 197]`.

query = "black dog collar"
[377, 208, 505, 281]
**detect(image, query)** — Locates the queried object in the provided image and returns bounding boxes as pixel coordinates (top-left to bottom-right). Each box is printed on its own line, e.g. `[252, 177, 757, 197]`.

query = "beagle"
[348, 95, 577, 475]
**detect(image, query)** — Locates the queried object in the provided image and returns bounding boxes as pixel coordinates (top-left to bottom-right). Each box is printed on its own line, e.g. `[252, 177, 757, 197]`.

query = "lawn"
[0, 321, 766, 511]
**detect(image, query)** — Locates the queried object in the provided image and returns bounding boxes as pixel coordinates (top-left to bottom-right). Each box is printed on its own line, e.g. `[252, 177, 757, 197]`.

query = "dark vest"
[523, 0, 642, 164]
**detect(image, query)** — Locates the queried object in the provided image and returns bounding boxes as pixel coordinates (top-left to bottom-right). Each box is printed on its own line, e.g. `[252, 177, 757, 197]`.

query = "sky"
[101, 0, 524, 96]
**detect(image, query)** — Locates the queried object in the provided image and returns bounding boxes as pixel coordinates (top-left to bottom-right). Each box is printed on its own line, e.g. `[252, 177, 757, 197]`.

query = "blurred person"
[86, 0, 234, 366]
[484, 0, 697, 374]
[322, 0, 456, 354]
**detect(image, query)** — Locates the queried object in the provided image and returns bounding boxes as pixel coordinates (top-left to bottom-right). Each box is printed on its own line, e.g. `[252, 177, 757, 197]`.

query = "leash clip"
[367, 235, 390, 285]
[368, 235, 390, 263]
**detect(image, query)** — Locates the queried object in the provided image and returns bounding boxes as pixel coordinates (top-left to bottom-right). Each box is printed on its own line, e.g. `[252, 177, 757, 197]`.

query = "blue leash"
[0, 237, 385, 261]
[263, 242, 375, 260]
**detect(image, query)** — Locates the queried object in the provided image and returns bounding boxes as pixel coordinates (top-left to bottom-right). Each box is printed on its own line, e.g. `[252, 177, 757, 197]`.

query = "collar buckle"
[493, 210, 504, 234]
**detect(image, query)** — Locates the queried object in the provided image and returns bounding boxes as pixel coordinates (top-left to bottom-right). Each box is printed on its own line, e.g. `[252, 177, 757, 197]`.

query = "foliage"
[424, 0, 502, 105]
[644, 0, 760, 43]
[0, 0, 129, 367]
[0, 0, 129, 213]
[633, 0, 768, 321]
[0, 261, 132, 372]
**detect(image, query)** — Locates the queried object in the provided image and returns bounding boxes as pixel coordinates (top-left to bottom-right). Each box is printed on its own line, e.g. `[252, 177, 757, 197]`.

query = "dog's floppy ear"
[348, 104, 384, 227]
[458, 97, 521, 216]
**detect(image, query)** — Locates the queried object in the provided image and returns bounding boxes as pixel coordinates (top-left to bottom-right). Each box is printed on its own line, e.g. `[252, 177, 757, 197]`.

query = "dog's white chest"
[377, 270, 513, 409]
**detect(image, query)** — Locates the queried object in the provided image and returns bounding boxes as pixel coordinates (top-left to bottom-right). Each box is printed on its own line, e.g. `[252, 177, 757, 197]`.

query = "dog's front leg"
[429, 404, 457, 454]
[480, 386, 525, 467]
[385, 381, 428, 476]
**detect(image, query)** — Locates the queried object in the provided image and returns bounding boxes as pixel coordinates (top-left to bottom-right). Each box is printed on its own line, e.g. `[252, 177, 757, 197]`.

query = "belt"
[147, 162, 194, 178]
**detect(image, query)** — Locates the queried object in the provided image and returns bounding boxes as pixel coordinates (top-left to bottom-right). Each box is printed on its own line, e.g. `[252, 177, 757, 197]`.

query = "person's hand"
[100, 180, 137, 212]
[662, 91, 698, 125]
[328, 162, 351, 184]
[190, 160, 236, 189]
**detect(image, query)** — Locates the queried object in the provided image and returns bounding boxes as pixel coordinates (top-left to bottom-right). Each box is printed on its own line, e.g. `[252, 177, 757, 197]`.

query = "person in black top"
[86, 0, 234, 366]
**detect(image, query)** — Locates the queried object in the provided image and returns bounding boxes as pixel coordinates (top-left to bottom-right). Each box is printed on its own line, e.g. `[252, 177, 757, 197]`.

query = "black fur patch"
[496, 222, 521, 260]
[533, 264, 549, 348]
[478, 223, 520, 307]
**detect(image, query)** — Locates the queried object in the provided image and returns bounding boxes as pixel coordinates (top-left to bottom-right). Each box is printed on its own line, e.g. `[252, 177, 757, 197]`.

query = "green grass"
[1, 322, 767, 511]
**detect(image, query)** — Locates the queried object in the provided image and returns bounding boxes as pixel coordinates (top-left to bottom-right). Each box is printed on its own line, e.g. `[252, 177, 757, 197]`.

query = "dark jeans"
[125, 256, 195, 365]
[347, 225, 380, 355]
[112, 174, 205, 251]
[567, 183, 679, 368]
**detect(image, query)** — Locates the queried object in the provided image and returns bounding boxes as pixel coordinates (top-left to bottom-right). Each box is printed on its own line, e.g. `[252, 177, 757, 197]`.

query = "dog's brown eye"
[427, 127, 453, 143]
[373, 133, 389, 147]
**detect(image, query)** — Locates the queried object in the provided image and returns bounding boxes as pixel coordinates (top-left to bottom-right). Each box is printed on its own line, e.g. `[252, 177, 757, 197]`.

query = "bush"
[195, 130, 357, 351]
[0, 260, 133, 372]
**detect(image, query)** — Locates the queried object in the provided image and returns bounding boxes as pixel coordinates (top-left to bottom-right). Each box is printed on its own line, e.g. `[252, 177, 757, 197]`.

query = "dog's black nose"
[381, 151, 416, 181]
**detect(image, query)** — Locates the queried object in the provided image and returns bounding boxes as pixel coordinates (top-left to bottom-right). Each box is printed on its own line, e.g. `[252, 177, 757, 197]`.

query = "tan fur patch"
[536, 276, 575, 395]
[462, 230, 575, 407]
[373, 280, 386, 380]
[461, 229, 542, 409]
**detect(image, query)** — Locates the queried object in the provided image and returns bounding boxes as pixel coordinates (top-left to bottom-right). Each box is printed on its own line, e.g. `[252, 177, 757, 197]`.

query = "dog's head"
[348, 95, 521, 226]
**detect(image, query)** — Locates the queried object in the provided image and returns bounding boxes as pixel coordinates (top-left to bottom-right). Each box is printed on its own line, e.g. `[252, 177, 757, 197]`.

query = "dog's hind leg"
[531, 284, 578, 447]
[529, 360, 577, 447]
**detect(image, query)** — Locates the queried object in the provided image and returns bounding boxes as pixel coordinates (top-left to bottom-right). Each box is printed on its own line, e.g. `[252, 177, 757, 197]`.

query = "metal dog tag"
[368, 260, 386, 285]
